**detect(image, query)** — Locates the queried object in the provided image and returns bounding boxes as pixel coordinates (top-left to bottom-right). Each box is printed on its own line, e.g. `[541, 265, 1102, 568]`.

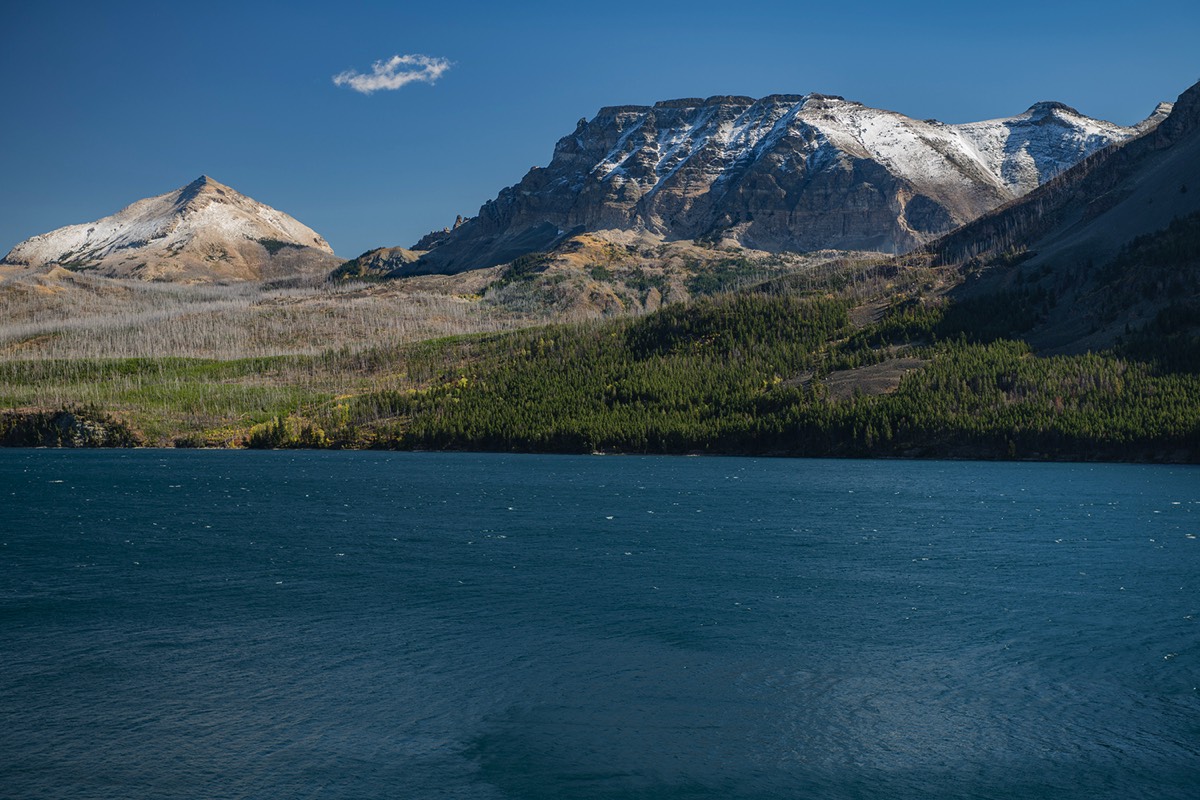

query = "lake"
[1, 450, 1197, 799]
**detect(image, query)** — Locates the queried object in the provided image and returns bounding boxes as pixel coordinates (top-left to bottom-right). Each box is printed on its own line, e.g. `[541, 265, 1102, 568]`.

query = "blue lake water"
[1, 450, 1197, 799]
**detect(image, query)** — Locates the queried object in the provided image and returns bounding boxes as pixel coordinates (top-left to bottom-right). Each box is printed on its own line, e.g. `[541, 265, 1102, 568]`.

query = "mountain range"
[2, 92, 1169, 286]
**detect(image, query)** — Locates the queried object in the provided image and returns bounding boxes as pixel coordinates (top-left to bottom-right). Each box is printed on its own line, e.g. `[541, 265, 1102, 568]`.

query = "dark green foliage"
[849, 298, 941, 347]
[246, 416, 290, 449]
[621, 267, 668, 296]
[343, 293, 1199, 461]
[1094, 212, 1200, 311]
[685, 256, 761, 295]
[329, 256, 390, 283]
[830, 290, 1044, 373]
[246, 415, 329, 449]
[1103, 211, 1200, 279]
[1092, 212, 1200, 366]
[626, 294, 849, 358]
[259, 238, 302, 256]
[0, 407, 140, 447]
[499, 252, 551, 285]
[936, 289, 1046, 342]
[1121, 302, 1200, 373]
[5, 280, 1196, 461]
[793, 342, 1199, 460]
[343, 295, 846, 454]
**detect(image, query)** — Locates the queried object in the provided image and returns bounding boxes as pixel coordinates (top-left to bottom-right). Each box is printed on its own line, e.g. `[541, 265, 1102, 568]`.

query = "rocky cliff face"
[2, 176, 341, 283]
[403, 94, 1159, 276]
[412, 214, 470, 251]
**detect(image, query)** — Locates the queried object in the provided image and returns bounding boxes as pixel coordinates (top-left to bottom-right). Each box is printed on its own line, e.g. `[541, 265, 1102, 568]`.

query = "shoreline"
[2, 441, 1195, 467]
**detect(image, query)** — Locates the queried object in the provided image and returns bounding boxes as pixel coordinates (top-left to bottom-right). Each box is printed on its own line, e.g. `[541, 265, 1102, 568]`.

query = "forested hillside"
[4, 286, 1195, 460]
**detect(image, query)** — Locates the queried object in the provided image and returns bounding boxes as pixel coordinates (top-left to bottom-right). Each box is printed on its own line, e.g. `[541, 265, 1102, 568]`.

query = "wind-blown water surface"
[2, 451, 1197, 799]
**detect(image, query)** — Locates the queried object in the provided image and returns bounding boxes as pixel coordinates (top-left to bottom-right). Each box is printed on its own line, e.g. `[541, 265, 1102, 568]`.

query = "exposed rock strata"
[398, 94, 1159, 276]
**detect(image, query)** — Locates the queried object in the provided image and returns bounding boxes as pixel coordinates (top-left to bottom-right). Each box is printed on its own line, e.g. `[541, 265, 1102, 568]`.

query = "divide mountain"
[1, 176, 340, 283]
[394, 93, 1167, 276]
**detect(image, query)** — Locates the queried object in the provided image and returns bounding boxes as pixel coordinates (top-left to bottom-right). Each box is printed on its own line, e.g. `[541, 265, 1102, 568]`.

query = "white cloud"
[332, 54, 452, 95]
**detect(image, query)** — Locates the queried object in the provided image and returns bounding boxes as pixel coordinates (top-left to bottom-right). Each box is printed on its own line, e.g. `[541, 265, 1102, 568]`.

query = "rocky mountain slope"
[1, 176, 341, 282]
[919, 78, 1200, 352]
[396, 94, 1163, 276]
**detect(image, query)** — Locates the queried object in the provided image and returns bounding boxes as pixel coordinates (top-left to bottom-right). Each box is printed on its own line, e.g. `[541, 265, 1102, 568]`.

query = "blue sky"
[2, 0, 1197, 258]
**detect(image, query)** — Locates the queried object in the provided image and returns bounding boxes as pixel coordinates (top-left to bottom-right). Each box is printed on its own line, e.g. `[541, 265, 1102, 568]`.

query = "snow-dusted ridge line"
[586, 93, 1157, 202]
[409, 90, 1170, 273]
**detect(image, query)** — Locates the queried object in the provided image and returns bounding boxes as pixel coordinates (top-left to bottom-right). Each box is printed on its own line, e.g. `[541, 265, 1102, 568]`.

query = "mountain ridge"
[395, 92, 1162, 277]
[904, 78, 1200, 353]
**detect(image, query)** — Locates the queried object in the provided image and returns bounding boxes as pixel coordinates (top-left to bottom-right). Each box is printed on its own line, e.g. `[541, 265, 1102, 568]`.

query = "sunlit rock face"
[404, 93, 1156, 275]
[2, 176, 341, 283]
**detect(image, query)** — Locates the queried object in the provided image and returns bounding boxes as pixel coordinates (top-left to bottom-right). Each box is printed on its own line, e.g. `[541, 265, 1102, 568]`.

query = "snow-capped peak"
[2, 176, 338, 282]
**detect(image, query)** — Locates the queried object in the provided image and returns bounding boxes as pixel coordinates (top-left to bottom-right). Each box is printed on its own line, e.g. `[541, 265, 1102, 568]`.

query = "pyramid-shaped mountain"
[2, 176, 341, 282]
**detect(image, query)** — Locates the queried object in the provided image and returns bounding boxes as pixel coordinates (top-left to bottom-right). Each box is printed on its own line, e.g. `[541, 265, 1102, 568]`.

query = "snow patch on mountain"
[588, 95, 1149, 205]
[953, 102, 1135, 193]
[2, 176, 338, 282]
[404, 91, 1171, 275]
